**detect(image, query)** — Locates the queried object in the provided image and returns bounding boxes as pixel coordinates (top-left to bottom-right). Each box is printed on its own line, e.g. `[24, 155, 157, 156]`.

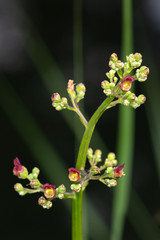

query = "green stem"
[72, 96, 114, 240]
[76, 96, 114, 170]
[72, 191, 83, 240]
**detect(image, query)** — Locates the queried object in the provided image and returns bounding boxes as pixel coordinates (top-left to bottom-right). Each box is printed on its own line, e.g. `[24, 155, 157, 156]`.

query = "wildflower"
[13, 157, 28, 179]
[68, 168, 81, 182]
[120, 76, 134, 92]
[43, 183, 56, 199]
[113, 164, 125, 178]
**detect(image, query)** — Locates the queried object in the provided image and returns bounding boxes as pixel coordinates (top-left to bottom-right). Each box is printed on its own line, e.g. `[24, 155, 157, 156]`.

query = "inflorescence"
[13, 53, 149, 209]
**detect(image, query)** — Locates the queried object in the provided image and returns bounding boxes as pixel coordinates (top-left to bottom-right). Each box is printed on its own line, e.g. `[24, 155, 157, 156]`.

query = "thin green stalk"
[110, 0, 134, 239]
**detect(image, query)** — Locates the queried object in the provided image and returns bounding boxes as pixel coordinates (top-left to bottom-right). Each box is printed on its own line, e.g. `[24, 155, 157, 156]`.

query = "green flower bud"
[19, 189, 28, 196]
[104, 89, 112, 96]
[87, 148, 93, 159]
[107, 152, 116, 161]
[32, 167, 40, 178]
[95, 149, 102, 162]
[115, 60, 124, 70]
[127, 53, 142, 68]
[106, 167, 113, 174]
[45, 201, 52, 209]
[101, 80, 110, 89]
[76, 83, 86, 102]
[14, 183, 24, 192]
[30, 179, 41, 189]
[90, 166, 101, 175]
[110, 53, 118, 62]
[106, 70, 116, 79]
[51, 93, 61, 102]
[136, 66, 149, 82]
[38, 196, 46, 206]
[110, 82, 115, 89]
[105, 179, 117, 187]
[137, 94, 146, 104]
[67, 80, 76, 99]
[58, 193, 64, 199]
[130, 100, 140, 109]
[56, 184, 66, 194]
[71, 183, 81, 192]
[122, 99, 130, 106]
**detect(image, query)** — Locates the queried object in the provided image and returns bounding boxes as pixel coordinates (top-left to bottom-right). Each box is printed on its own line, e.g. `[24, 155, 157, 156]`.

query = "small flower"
[68, 168, 81, 182]
[120, 76, 134, 92]
[13, 157, 28, 179]
[113, 164, 125, 178]
[43, 183, 56, 199]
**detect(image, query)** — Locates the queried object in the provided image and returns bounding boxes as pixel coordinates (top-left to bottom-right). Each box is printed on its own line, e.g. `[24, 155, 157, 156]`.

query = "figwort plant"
[13, 53, 149, 240]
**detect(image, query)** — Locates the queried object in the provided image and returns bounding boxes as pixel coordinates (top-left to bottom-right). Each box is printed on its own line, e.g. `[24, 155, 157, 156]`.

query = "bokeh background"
[1, 0, 160, 239]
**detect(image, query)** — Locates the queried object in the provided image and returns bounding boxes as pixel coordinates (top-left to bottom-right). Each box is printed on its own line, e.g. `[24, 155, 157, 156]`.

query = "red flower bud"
[113, 164, 125, 178]
[13, 157, 28, 179]
[43, 183, 56, 199]
[68, 168, 81, 182]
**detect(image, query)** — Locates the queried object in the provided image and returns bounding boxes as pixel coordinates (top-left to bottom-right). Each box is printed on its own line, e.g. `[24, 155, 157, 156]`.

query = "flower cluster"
[101, 53, 149, 109]
[67, 149, 125, 192]
[51, 80, 86, 111]
[13, 157, 67, 209]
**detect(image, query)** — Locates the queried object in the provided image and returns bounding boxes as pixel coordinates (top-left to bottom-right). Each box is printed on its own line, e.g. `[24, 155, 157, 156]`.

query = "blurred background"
[0, 0, 160, 239]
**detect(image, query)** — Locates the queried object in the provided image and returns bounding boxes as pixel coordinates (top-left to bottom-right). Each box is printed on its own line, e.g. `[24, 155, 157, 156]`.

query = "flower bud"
[110, 53, 118, 62]
[76, 83, 86, 102]
[107, 152, 116, 161]
[71, 183, 81, 192]
[18, 190, 28, 196]
[30, 179, 41, 189]
[122, 99, 130, 106]
[45, 201, 53, 209]
[56, 184, 66, 194]
[95, 149, 102, 162]
[67, 80, 76, 99]
[14, 183, 24, 192]
[104, 89, 112, 96]
[58, 193, 64, 199]
[68, 168, 81, 182]
[106, 70, 116, 79]
[137, 94, 146, 104]
[127, 53, 142, 68]
[38, 196, 46, 206]
[90, 166, 100, 175]
[51, 93, 61, 102]
[105, 179, 117, 187]
[115, 60, 124, 70]
[101, 80, 110, 89]
[13, 157, 28, 179]
[136, 66, 149, 82]
[87, 148, 93, 159]
[32, 167, 40, 178]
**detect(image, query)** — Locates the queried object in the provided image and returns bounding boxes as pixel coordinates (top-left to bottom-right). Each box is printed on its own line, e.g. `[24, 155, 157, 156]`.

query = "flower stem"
[76, 96, 114, 170]
[72, 191, 83, 240]
[72, 95, 115, 240]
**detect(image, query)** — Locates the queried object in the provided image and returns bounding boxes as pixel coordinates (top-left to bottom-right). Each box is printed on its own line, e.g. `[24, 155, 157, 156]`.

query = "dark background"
[0, 0, 160, 239]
